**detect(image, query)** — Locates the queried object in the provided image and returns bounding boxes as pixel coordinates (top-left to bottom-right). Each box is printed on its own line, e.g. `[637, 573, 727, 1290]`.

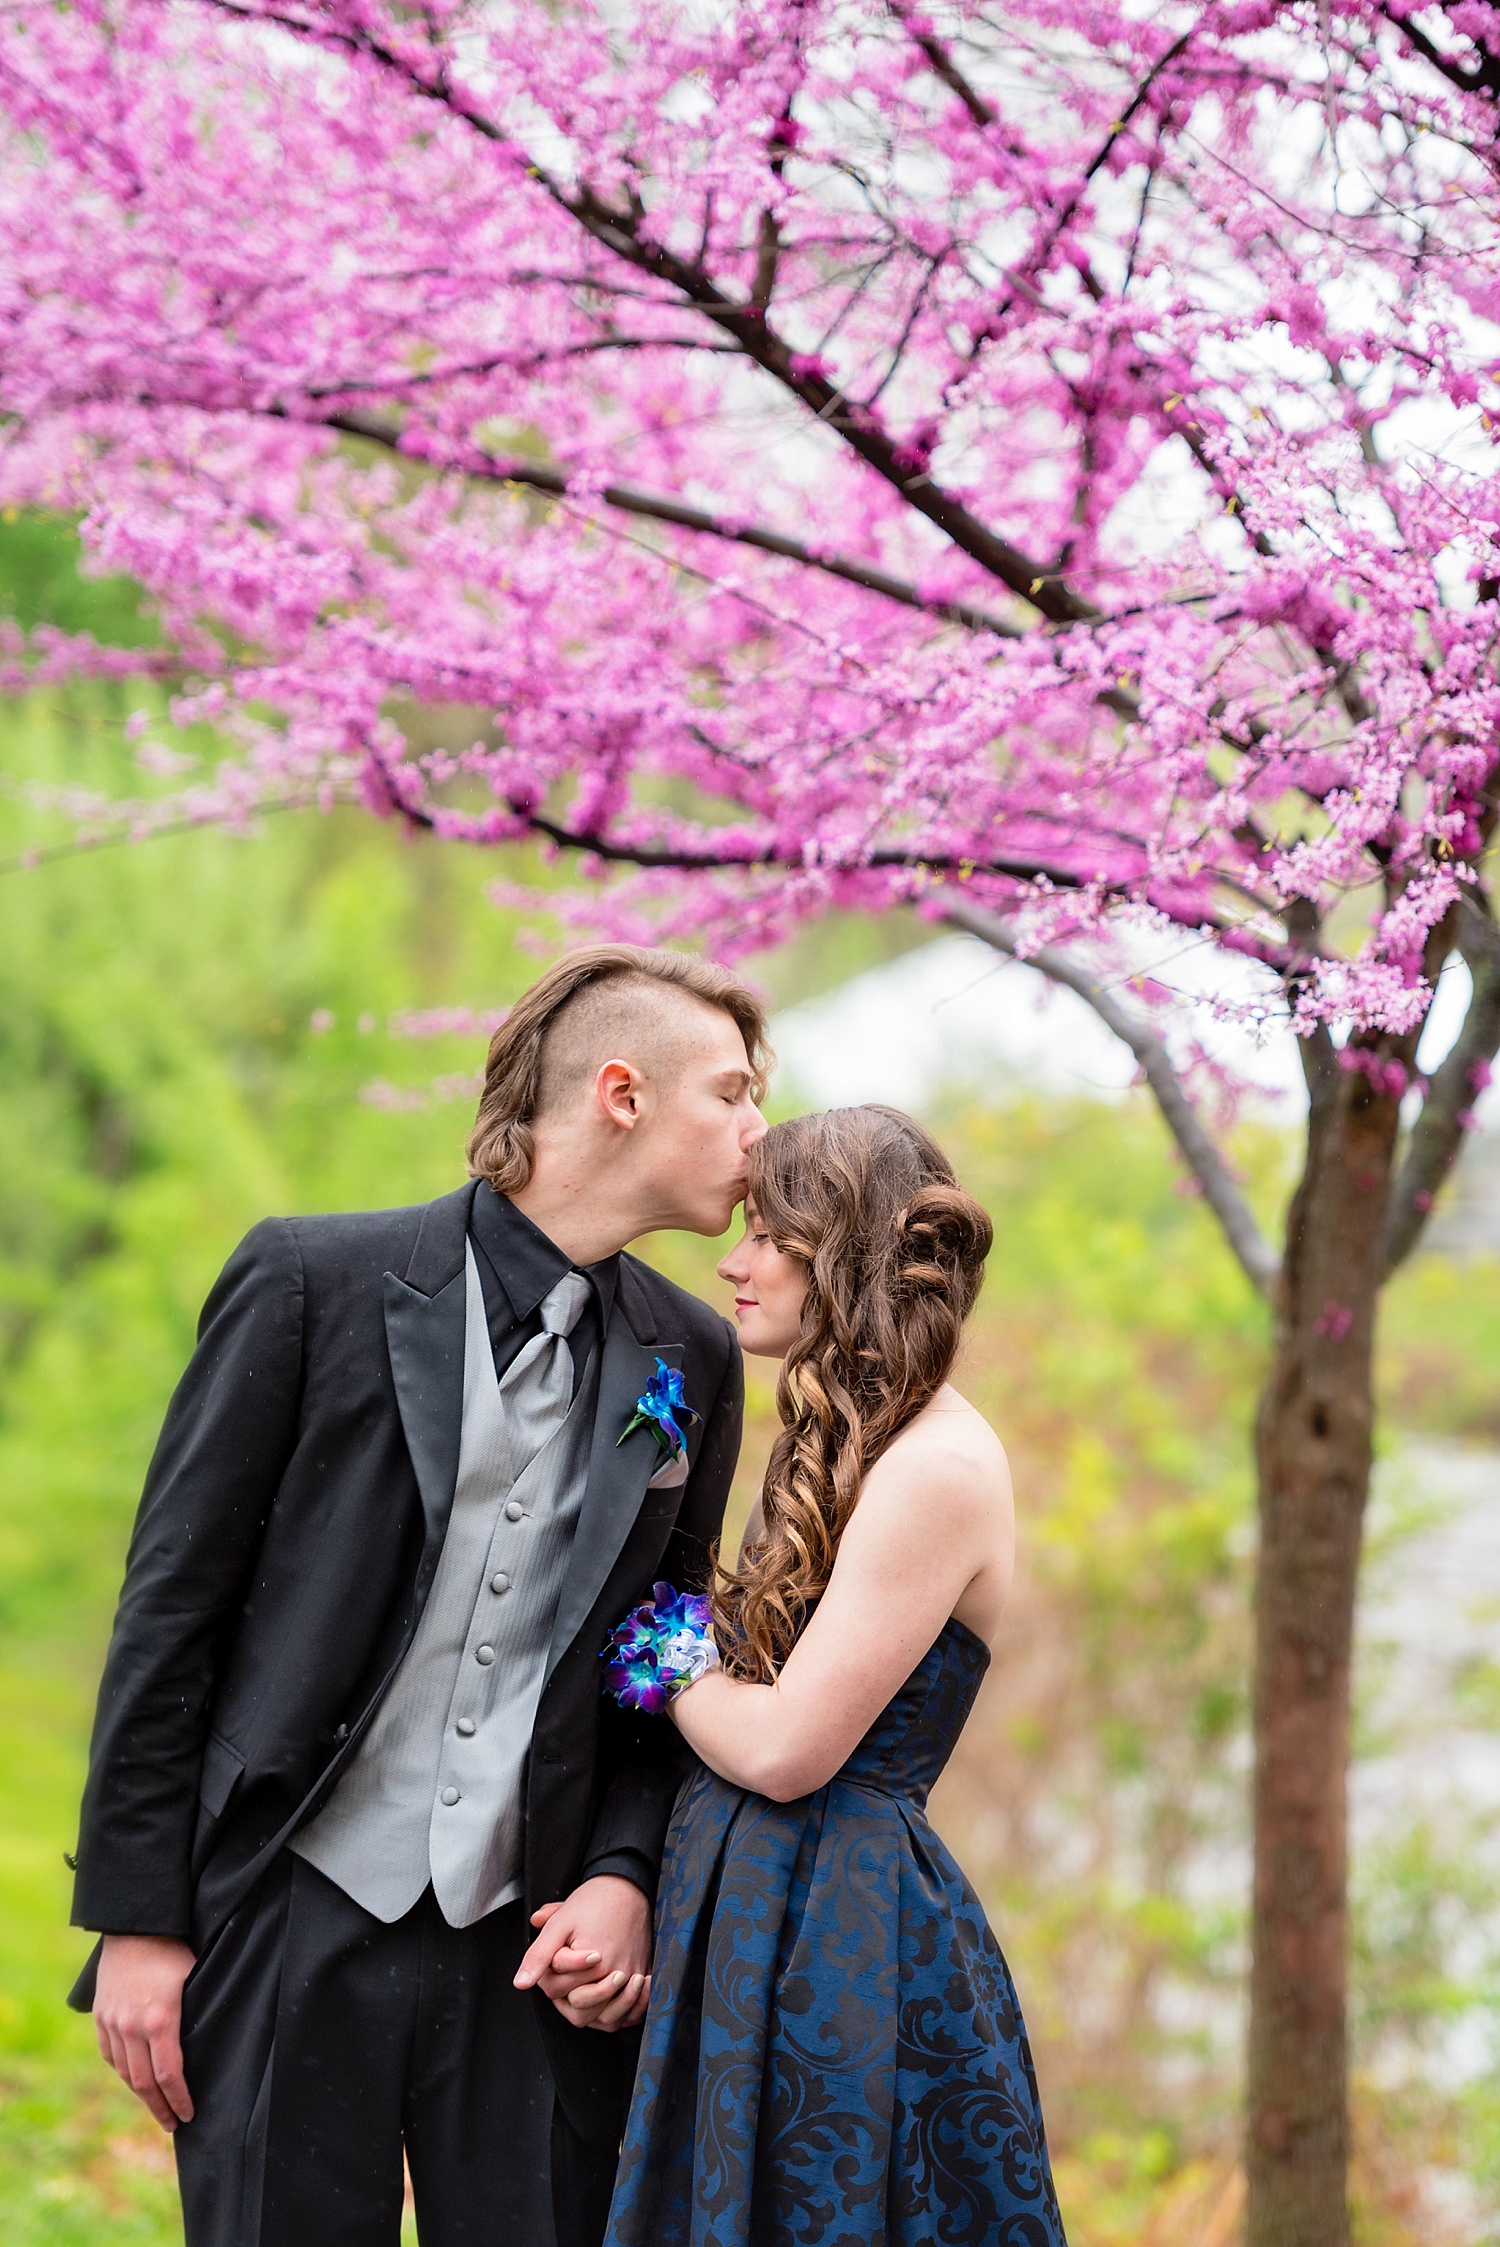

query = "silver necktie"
[497, 1271, 592, 1483]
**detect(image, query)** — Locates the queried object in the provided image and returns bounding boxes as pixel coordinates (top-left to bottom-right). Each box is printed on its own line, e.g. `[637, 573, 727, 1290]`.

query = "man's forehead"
[633, 993, 760, 1091]
[679, 1009, 753, 1065]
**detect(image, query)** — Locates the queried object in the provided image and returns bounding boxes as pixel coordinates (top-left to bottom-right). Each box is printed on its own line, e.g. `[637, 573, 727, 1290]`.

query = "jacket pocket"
[198, 1731, 246, 1821]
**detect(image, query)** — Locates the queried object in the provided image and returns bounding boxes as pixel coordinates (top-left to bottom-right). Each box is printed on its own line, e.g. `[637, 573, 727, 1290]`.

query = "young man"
[70, 944, 769, 2247]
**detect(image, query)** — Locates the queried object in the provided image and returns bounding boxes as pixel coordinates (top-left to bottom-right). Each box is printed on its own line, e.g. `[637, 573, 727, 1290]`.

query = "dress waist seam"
[829, 1774, 928, 1809]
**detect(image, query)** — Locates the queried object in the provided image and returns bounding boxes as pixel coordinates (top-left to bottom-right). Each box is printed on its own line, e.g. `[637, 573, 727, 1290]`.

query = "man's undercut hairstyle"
[467, 945, 772, 1195]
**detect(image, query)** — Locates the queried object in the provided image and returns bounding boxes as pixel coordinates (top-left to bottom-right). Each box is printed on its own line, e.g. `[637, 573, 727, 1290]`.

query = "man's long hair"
[466, 944, 772, 1195]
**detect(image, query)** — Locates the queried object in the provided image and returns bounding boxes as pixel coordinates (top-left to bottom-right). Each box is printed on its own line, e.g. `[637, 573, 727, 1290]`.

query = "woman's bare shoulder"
[814, 1387, 1015, 1646]
[891, 1384, 1008, 1472]
[858, 1385, 1011, 1519]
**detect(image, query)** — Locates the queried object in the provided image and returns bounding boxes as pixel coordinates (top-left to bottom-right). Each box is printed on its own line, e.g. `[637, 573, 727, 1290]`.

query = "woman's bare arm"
[672, 1394, 1013, 1801]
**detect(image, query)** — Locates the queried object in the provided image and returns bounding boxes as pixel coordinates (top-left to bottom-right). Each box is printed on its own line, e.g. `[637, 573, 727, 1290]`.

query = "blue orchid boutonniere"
[618, 1357, 700, 1460]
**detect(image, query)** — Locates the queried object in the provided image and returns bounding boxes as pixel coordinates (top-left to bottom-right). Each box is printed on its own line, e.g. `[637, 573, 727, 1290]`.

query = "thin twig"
[943, 893, 1281, 1295]
[1385, 913, 1500, 1271]
[322, 408, 1022, 638]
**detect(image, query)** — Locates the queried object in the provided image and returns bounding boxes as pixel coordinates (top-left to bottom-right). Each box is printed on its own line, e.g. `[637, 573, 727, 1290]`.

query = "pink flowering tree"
[2, 0, 1499, 2233]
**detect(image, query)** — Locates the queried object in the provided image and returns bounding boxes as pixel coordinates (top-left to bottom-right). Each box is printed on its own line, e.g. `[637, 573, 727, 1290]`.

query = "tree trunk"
[1246, 1062, 1401, 2247]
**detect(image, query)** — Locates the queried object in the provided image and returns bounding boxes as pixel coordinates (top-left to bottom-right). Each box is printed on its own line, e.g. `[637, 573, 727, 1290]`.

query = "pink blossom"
[0, 0, 1490, 1074]
[1337, 1049, 1412, 1101]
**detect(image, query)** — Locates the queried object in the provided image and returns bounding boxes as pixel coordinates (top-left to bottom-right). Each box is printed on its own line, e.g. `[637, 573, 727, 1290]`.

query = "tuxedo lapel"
[383, 1182, 476, 1549]
[546, 1310, 685, 1679]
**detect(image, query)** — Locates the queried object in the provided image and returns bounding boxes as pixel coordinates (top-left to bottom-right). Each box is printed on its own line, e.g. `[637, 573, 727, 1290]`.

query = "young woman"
[603, 1105, 1068, 2247]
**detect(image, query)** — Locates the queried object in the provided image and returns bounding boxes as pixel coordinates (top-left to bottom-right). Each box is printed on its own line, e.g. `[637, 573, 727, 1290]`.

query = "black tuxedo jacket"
[70, 1180, 741, 2125]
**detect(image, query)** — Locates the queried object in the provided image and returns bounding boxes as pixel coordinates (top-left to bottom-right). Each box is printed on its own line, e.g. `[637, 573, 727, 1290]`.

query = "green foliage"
[0, 509, 155, 645]
[1380, 1250, 1500, 1440]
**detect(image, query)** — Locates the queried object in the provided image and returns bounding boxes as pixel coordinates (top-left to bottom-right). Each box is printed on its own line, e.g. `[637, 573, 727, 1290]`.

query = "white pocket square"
[646, 1447, 691, 1491]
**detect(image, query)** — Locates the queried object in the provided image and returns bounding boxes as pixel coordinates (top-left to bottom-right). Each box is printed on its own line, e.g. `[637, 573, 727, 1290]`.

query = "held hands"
[513, 1873, 651, 2031]
[93, 1934, 197, 2132]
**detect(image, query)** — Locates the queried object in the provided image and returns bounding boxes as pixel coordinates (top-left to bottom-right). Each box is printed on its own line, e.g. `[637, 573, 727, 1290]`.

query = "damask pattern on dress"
[606, 1620, 1069, 2247]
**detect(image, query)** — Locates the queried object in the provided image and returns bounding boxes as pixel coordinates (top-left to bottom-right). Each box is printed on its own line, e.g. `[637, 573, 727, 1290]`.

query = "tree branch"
[1374, 2, 1500, 101]
[0, 797, 307, 874]
[1385, 914, 1500, 1272]
[197, 0, 1101, 627]
[320, 408, 1023, 638]
[0, 778, 1177, 920]
[754, 207, 781, 312]
[942, 893, 1281, 1296]
[985, 30, 1194, 326]
[382, 778, 1118, 892]
[552, 194, 1105, 623]
[888, 2, 1001, 132]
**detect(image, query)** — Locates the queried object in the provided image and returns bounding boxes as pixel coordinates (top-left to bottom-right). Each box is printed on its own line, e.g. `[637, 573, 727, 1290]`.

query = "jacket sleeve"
[71, 1219, 306, 1940]
[580, 1320, 743, 1896]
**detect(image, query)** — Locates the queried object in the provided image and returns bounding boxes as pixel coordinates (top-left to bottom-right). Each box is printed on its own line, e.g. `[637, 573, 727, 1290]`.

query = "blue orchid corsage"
[618, 1357, 699, 1460]
[602, 1582, 720, 1714]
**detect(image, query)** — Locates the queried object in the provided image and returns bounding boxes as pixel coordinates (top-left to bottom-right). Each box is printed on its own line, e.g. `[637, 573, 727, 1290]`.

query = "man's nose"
[741, 1110, 769, 1147]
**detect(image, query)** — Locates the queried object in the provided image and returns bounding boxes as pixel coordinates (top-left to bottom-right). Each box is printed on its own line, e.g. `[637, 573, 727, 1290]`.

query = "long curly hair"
[713, 1106, 993, 1683]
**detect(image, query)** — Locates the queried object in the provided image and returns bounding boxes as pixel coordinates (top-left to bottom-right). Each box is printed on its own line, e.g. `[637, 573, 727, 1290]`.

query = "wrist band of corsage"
[602, 1582, 720, 1714]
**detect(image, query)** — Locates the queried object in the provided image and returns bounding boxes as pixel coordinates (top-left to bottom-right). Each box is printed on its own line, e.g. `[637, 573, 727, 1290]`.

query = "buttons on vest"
[290, 1245, 590, 1931]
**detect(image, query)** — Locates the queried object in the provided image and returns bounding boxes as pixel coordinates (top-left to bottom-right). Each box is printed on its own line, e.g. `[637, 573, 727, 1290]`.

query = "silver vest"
[291, 1245, 593, 1927]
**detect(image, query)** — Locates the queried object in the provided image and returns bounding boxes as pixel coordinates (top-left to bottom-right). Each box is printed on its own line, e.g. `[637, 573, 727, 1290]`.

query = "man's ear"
[595, 1059, 645, 1132]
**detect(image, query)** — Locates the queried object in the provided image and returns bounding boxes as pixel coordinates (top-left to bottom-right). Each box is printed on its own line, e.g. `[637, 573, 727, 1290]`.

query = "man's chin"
[682, 1194, 738, 1239]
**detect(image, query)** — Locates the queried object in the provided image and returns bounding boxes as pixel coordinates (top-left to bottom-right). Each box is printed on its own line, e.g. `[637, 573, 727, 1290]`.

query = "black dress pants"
[175, 1854, 612, 2247]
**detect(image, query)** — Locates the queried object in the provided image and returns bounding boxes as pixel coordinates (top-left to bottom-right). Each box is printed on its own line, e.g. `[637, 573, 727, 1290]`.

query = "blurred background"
[3, 515, 1500, 2246]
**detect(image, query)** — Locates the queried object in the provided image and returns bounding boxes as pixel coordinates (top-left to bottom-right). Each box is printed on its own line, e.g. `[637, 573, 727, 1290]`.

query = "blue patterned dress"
[604, 1619, 1068, 2247]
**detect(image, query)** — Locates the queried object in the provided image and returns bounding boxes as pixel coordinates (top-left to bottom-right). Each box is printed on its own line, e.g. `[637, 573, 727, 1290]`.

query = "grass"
[0, 1655, 180, 2243]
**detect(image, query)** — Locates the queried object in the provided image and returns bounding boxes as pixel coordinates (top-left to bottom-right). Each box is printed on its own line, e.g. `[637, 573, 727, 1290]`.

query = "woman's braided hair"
[713, 1105, 992, 1683]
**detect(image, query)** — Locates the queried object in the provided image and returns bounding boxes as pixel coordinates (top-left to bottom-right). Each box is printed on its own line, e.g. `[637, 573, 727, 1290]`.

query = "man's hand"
[514, 1874, 651, 2031]
[93, 1934, 197, 2132]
